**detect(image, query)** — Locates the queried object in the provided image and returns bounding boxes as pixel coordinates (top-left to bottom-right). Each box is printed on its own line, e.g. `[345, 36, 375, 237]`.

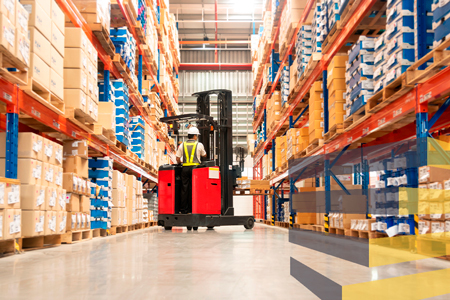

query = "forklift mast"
[192, 89, 234, 216]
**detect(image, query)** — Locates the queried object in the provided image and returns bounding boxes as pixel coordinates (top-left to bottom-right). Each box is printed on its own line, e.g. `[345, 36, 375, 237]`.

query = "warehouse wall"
[178, 50, 253, 148]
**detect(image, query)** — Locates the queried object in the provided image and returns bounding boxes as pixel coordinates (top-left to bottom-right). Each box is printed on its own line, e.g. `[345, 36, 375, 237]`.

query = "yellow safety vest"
[183, 141, 200, 166]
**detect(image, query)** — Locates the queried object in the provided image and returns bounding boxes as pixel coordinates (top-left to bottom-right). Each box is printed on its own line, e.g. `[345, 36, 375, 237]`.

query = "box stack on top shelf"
[89, 157, 113, 230]
[327, 55, 347, 134]
[308, 81, 324, 146]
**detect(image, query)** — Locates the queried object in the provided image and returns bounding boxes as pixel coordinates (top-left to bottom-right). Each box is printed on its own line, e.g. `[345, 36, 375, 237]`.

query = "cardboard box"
[44, 163, 57, 187]
[0, 180, 20, 209]
[64, 27, 87, 51]
[66, 212, 77, 231]
[0, 210, 3, 240]
[111, 207, 121, 226]
[30, 52, 50, 89]
[80, 195, 89, 213]
[56, 188, 65, 211]
[64, 68, 87, 92]
[56, 210, 67, 233]
[0, 132, 43, 160]
[327, 68, 346, 84]
[49, 68, 63, 100]
[17, 158, 42, 185]
[87, 98, 98, 122]
[2, 208, 21, 239]
[419, 166, 450, 183]
[1, 0, 16, 23]
[112, 189, 124, 207]
[44, 210, 56, 235]
[50, 46, 63, 76]
[62, 173, 80, 194]
[98, 102, 115, 131]
[29, 26, 50, 65]
[328, 55, 348, 70]
[63, 47, 87, 70]
[22, 210, 44, 237]
[51, 0, 64, 32]
[63, 156, 88, 178]
[42, 138, 55, 164]
[54, 166, 63, 188]
[64, 89, 87, 113]
[63, 140, 88, 158]
[65, 193, 79, 211]
[20, 184, 45, 210]
[296, 213, 316, 224]
[22, 1, 51, 40]
[0, 13, 15, 54]
[15, 29, 30, 66]
[87, 75, 95, 97]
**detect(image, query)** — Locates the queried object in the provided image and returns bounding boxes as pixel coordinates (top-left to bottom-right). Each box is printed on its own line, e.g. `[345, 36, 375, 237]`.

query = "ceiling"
[169, 0, 264, 49]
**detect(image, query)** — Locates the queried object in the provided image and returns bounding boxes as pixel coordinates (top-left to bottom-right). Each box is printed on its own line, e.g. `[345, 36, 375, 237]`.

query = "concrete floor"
[0, 224, 449, 300]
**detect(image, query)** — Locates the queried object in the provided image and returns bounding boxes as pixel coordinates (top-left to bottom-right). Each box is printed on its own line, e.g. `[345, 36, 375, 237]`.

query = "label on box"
[5, 26, 14, 47]
[71, 214, 76, 229]
[59, 193, 65, 210]
[8, 185, 19, 204]
[20, 38, 30, 65]
[10, 214, 20, 234]
[431, 222, 444, 233]
[0, 182, 4, 205]
[36, 216, 44, 233]
[33, 140, 42, 153]
[4, 0, 14, 14]
[60, 215, 66, 232]
[33, 164, 41, 179]
[49, 216, 56, 232]
[398, 223, 410, 233]
[89, 82, 94, 94]
[46, 168, 54, 183]
[37, 189, 45, 206]
[56, 171, 62, 186]
[82, 74, 87, 88]
[362, 40, 375, 49]
[55, 148, 62, 164]
[77, 213, 82, 226]
[45, 144, 53, 157]
[49, 190, 56, 207]
[18, 8, 28, 32]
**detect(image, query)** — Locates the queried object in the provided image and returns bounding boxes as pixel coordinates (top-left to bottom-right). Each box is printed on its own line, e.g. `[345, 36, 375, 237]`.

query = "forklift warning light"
[209, 167, 220, 179]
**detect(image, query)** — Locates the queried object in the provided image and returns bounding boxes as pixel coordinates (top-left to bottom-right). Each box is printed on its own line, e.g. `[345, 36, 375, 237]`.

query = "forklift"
[157, 89, 255, 230]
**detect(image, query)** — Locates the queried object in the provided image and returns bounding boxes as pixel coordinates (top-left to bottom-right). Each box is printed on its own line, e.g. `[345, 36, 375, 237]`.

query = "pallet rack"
[252, 0, 450, 231]
[1, 0, 180, 185]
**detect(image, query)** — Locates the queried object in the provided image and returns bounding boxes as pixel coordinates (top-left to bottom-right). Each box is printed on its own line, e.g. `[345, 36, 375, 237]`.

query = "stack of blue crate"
[326, 0, 340, 31]
[137, 0, 146, 35]
[373, 32, 387, 93]
[281, 65, 290, 106]
[129, 116, 146, 159]
[433, 0, 450, 48]
[311, 2, 325, 53]
[385, 0, 415, 85]
[345, 36, 375, 118]
[112, 79, 130, 147]
[89, 157, 113, 230]
[110, 27, 136, 75]
[98, 80, 115, 103]
[267, 52, 280, 85]
[296, 25, 312, 77]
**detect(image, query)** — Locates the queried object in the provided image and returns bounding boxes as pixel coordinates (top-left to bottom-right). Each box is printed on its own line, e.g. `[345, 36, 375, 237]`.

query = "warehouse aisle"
[0, 224, 317, 299]
[1, 224, 450, 300]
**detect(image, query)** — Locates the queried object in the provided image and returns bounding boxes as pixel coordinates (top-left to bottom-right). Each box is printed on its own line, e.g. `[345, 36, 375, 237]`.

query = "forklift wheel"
[187, 226, 192, 230]
[244, 217, 255, 229]
[207, 226, 214, 230]
[193, 227, 198, 231]
[164, 226, 172, 231]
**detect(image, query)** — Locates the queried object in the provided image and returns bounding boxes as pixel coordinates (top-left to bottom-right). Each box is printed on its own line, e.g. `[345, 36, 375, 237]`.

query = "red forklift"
[157, 89, 255, 231]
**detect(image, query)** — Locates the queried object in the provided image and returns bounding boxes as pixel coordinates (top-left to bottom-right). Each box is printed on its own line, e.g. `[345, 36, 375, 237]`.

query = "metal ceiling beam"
[179, 40, 250, 44]
[178, 28, 252, 34]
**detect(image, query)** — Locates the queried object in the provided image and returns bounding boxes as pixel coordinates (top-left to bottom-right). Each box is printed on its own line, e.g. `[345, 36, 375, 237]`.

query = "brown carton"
[20, 184, 45, 210]
[30, 52, 50, 89]
[22, 1, 51, 39]
[64, 68, 87, 92]
[80, 195, 90, 213]
[50, 22, 64, 56]
[15, 29, 30, 67]
[42, 138, 55, 164]
[64, 89, 88, 113]
[56, 210, 67, 234]
[0, 13, 15, 54]
[50, 68, 64, 100]
[66, 212, 78, 231]
[29, 26, 51, 65]
[64, 27, 87, 51]
[63, 140, 88, 158]
[63, 47, 88, 70]
[22, 210, 44, 237]
[17, 159, 42, 185]
[45, 186, 57, 210]
[0, 133, 43, 160]
[419, 166, 450, 183]
[63, 156, 88, 178]
[2, 209, 21, 239]
[65, 193, 80, 212]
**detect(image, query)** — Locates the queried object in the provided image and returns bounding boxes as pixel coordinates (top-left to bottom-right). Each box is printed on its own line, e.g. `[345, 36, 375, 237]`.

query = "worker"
[176, 126, 207, 214]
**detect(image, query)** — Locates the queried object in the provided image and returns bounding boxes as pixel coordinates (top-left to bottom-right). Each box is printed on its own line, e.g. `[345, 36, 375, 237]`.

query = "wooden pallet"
[113, 53, 132, 81]
[21, 78, 65, 115]
[90, 23, 116, 58]
[306, 138, 324, 155]
[234, 188, 273, 196]
[407, 34, 450, 86]
[323, 123, 344, 142]
[111, 0, 137, 26]
[343, 103, 371, 132]
[113, 225, 128, 234]
[275, 221, 290, 228]
[0, 51, 28, 86]
[298, 53, 322, 84]
[329, 227, 345, 235]
[65, 107, 95, 133]
[312, 225, 325, 232]
[93, 125, 116, 145]
[20, 235, 62, 251]
[0, 239, 20, 257]
[263, 220, 272, 225]
[62, 229, 93, 244]
[112, 140, 127, 154]
[367, 73, 413, 114]
[293, 224, 314, 230]
[134, 21, 146, 45]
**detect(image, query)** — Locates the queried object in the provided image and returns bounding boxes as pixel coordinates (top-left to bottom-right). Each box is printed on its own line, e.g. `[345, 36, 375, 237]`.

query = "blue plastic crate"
[386, 15, 414, 39]
[433, 0, 450, 24]
[89, 169, 113, 179]
[348, 37, 375, 63]
[91, 221, 108, 230]
[374, 49, 387, 66]
[387, 32, 414, 54]
[89, 158, 113, 169]
[116, 134, 129, 146]
[386, 49, 415, 70]
[434, 17, 450, 46]
[387, 0, 414, 24]
[374, 76, 385, 93]
[91, 209, 108, 219]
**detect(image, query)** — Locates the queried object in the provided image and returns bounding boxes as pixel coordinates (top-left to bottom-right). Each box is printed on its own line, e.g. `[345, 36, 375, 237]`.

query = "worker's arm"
[199, 143, 207, 157]
[176, 143, 183, 164]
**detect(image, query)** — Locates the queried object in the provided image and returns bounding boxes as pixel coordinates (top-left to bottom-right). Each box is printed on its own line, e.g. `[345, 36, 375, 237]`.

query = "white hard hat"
[187, 126, 200, 135]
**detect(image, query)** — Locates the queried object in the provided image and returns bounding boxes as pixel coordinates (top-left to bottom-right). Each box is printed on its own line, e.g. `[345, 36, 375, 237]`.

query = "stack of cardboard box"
[295, 127, 309, 154]
[62, 140, 91, 231]
[64, 27, 98, 122]
[24, 0, 64, 101]
[0, 176, 22, 240]
[275, 135, 287, 169]
[327, 56, 347, 129]
[308, 81, 324, 142]
[266, 91, 281, 132]
[70, 0, 110, 33]
[111, 170, 125, 226]
[136, 180, 144, 223]
[125, 174, 137, 225]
